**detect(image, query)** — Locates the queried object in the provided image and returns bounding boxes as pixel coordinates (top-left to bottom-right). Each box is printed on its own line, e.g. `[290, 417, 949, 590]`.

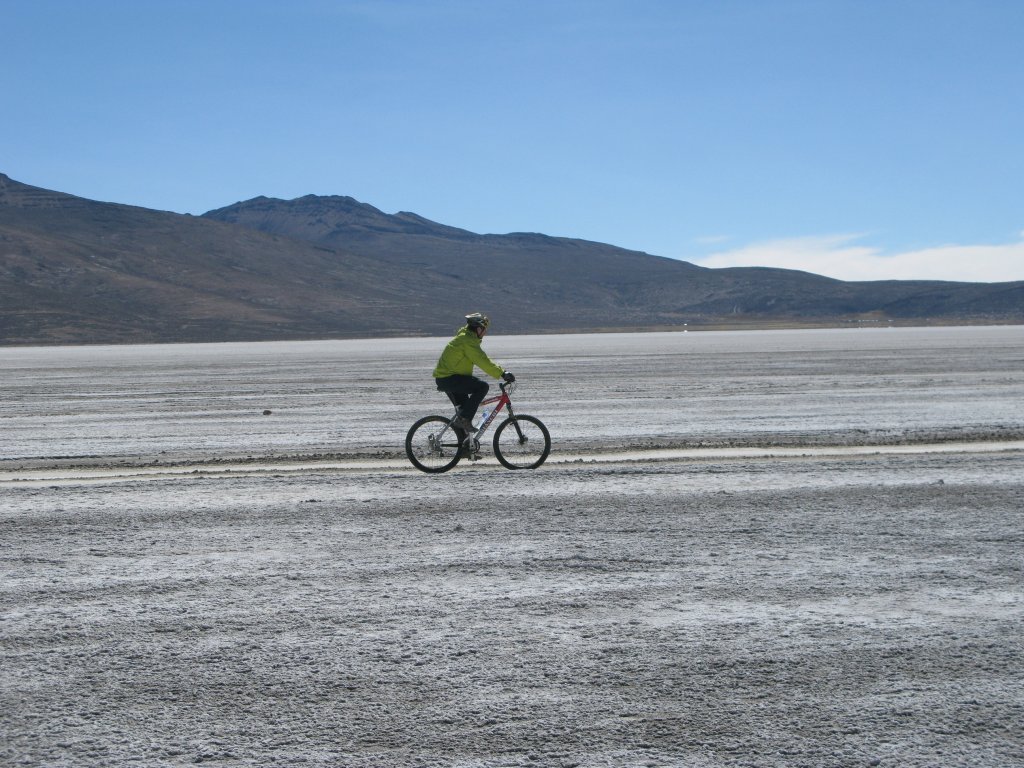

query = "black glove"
[502, 371, 516, 383]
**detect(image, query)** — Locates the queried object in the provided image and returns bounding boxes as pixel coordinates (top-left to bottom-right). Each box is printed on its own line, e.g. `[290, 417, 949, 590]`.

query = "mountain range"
[2, 172, 1021, 345]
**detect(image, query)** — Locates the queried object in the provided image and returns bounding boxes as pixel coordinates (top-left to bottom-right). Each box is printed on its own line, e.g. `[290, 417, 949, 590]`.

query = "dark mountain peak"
[296, 193, 366, 207]
[203, 193, 475, 240]
[208, 193, 383, 218]
[0, 174, 179, 218]
[0, 173, 83, 209]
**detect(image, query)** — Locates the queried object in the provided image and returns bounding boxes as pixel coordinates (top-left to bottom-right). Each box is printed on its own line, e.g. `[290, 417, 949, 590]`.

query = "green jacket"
[432, 327, 505, 379]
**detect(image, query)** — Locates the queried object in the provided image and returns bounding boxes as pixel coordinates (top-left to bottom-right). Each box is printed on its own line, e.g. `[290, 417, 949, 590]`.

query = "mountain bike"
[405, 381, 551, 473]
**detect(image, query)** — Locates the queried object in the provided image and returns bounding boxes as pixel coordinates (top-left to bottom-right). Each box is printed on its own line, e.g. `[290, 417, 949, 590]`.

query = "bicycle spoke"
[406, 416, 465, 473]
[493, 415, 551, 470]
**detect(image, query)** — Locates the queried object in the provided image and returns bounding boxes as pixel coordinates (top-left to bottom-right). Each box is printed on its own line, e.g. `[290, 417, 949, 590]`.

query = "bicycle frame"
[472, 382, 516, 440]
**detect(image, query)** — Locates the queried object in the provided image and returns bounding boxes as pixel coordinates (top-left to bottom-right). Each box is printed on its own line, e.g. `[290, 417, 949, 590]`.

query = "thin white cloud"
[692, 234, 1024, 283]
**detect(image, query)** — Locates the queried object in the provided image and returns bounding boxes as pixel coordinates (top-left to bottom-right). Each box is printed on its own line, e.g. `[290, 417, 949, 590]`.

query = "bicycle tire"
[406, 415, 466, 473]
[493, 415, 551, 470]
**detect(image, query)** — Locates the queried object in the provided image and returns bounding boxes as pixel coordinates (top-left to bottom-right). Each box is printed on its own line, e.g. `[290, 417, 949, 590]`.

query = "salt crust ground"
[2, 328, 1023, 767]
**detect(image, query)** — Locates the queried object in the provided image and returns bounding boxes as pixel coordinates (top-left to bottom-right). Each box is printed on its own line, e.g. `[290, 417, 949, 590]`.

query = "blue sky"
[4, 0, 1022, 282]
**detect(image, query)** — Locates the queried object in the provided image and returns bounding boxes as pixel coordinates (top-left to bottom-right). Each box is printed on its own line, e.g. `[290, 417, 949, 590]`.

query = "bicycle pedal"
[462, 437, 481, 461]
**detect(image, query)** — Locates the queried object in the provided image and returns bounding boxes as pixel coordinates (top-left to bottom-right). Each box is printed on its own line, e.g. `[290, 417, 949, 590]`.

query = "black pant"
[435, 375, 489, 421]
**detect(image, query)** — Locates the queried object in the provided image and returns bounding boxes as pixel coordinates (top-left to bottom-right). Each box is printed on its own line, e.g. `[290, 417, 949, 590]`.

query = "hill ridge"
[1, 173, 1021, 345]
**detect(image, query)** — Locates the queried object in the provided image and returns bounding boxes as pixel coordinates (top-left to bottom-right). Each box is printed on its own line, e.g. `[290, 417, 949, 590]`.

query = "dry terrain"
[2, 327, 1022, 767]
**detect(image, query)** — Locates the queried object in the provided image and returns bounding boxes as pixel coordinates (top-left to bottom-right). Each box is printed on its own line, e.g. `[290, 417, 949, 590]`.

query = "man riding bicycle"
[433, 313, 515, 432]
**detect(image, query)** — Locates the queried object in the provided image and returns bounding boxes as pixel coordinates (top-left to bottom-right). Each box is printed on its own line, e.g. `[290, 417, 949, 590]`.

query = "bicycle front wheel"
[493, 415, 551, 470]
[406, 415, 465, 473]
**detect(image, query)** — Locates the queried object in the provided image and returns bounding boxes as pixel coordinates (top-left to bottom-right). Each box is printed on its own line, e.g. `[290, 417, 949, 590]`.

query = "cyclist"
[433, 313, 515, 432]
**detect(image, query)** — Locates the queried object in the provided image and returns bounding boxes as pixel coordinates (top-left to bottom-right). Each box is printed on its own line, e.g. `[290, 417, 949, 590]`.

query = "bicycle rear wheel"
[406, 415, 466, 473]
[493, 415, 551, 470]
